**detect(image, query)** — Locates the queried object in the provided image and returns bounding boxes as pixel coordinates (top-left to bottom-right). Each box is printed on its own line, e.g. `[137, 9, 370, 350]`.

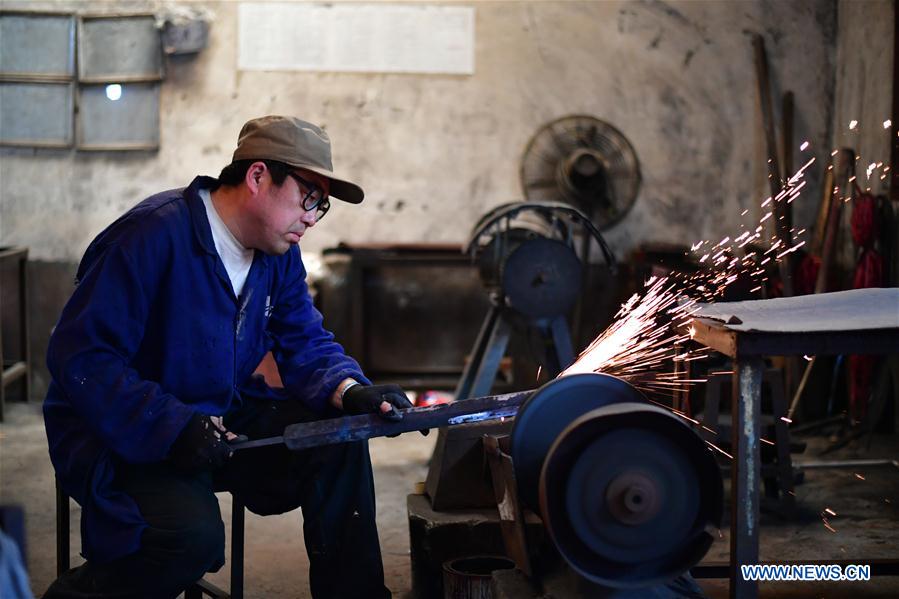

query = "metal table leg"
[731, 356, 763, 599]
[769, 369, 796, 509]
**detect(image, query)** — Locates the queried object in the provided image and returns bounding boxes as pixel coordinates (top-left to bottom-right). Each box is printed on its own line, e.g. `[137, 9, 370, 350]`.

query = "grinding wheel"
[539, 402, 723, 588]
[510, 373, 642, 510]
[501, 237, 582, 319]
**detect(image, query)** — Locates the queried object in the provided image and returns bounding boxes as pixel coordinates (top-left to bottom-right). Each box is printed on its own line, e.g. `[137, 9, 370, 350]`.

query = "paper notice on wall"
[237, 2, 474, 75]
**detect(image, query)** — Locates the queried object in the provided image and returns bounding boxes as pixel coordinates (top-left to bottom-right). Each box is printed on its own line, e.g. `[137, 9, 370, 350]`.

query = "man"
[43, 116, 415, 598]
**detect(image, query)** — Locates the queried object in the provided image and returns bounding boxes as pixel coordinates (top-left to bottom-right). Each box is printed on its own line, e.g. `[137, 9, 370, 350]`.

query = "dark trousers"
[44, 398, 391, 599]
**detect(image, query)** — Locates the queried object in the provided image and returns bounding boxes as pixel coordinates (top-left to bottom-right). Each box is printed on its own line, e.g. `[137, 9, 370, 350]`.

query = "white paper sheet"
[238, 2, 474, 75]
[695, 288, 899, 333]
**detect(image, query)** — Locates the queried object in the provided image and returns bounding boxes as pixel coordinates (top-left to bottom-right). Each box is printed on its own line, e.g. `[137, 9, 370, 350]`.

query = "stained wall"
[2, 0, 838, 260]
[0, 0, 842, 398]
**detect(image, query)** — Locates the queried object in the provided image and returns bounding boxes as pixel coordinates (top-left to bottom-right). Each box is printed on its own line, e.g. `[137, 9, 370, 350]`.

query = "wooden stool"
[56, 479, 245, 598]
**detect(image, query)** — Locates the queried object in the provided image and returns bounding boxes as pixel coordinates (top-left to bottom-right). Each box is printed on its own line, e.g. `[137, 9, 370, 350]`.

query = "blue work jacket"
[43, 176, 369, 563]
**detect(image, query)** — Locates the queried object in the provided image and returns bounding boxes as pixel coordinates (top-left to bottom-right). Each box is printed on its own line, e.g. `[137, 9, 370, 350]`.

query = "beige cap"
[232, 115, 364, 204]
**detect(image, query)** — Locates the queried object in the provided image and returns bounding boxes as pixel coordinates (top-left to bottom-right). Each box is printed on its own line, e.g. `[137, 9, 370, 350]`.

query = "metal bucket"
[442, 555, 515, 599]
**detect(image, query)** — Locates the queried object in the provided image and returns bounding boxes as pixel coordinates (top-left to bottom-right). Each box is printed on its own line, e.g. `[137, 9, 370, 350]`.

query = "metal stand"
[455, 303, 574, 400]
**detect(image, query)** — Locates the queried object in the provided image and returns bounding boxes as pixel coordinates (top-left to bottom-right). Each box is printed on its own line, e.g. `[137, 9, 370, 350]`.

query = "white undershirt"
[200, 188, 255, 297]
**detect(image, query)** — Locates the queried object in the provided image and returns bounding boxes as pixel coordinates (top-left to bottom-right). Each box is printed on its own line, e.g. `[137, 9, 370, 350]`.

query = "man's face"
[249, 165, 331, 255]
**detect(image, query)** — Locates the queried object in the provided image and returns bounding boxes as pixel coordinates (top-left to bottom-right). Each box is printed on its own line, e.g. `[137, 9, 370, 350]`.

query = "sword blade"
[228, 389, 530, 452]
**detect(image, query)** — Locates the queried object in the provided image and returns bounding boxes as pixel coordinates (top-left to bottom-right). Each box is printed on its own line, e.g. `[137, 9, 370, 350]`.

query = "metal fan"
[520, 115, 641, 230]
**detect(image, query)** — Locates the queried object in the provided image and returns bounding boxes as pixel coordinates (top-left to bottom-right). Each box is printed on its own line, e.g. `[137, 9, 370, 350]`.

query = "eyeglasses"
[289, 172, 330, 221]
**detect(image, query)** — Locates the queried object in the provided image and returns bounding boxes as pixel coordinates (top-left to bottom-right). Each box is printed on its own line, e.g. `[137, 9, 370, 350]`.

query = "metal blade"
[228, 435, 284, 451]
[228, 389, 530, 452]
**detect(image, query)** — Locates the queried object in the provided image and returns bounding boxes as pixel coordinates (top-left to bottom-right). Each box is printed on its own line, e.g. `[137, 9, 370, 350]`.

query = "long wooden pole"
[789, 149, 856, 418]
[753, 33, 795, 297]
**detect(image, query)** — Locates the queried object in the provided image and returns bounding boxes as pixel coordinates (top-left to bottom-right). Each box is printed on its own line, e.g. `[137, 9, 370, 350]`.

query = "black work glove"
[341, 383, 429, 437]
[342, 383, 412, 420]
[168, 413, 234, 472]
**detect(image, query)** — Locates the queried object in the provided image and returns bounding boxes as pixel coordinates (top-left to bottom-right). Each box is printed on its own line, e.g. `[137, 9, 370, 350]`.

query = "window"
[0, 12, 76, 147]
[76, 14, 163, 150]
[0, 11, 163, 151]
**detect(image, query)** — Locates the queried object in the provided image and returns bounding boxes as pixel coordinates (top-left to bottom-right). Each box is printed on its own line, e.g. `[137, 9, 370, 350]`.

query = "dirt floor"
[696, 431, 899, 598]
[1, 400, 897, 598]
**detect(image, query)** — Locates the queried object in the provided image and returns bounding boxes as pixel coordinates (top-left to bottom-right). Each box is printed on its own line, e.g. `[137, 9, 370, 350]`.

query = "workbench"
[691, 288, 899, 598]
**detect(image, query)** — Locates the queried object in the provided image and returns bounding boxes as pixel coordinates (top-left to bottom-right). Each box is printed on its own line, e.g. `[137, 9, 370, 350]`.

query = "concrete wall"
[0, 0, 840, 399]
[830, 0, 894, 277]
[2, 0, 837, 261]
[832, 0, 893, 178]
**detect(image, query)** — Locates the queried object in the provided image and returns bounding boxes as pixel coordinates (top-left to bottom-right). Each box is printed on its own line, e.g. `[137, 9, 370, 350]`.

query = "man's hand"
[168, 413, 234, 472]
[341, 383, 413, 421]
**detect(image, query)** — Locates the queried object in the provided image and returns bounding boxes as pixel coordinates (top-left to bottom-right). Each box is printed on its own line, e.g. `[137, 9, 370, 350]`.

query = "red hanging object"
[794, 253, 820, 296]
[850, 190, 879, 248]
[852, 251, 884, 289]
[848, 190, 883, 422]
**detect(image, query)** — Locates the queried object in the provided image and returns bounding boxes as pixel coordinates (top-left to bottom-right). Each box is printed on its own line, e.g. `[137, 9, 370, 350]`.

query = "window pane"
[77, 83, 159, 149]
[0, 13, 75, 77]
[0, 82, 73, 146]
[79, 16, 163, 81]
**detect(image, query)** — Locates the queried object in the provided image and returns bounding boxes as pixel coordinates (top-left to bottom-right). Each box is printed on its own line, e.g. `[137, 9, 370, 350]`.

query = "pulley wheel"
[510, 373, 643, 510]
[539, 402, 723, 588]
[501, 237, 582, 319]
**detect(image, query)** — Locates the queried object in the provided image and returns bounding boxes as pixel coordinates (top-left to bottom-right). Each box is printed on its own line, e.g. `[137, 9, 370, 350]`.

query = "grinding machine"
[506, 373, 722, 595]
[457, 200, 616, 399]
[235, 372, 723, 596]
[230, 369, 723, 596]
[409, 373, 724, 598]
